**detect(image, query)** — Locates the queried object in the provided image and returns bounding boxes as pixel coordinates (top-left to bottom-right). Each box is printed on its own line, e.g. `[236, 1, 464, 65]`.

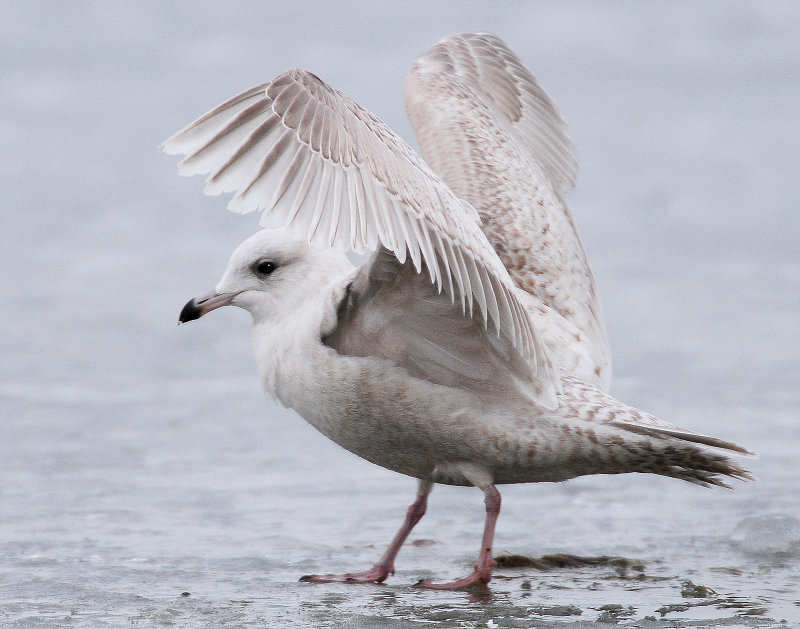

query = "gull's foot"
[414, 568, 493, 590]
[299, 564, 391, 584]
[415, 553, 495, 590]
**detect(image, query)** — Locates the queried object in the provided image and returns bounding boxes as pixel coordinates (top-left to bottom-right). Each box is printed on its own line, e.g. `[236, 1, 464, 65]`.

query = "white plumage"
[167, 33, 750, 588]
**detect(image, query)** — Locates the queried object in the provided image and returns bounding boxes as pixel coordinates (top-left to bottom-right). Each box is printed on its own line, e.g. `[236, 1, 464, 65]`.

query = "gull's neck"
[250, 251, 355, 399]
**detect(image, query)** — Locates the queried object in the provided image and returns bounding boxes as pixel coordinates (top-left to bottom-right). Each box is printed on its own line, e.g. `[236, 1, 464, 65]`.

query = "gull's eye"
[253, 259, 277, 277]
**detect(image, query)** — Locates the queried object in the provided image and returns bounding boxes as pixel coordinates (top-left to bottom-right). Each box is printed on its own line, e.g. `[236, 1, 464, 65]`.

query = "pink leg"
[416, 484, 501, 589]
[300, 480, 432, 584]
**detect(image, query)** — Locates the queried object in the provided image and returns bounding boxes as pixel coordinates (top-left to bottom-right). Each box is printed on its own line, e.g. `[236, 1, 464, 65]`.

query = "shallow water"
[2, 2, 799, 627]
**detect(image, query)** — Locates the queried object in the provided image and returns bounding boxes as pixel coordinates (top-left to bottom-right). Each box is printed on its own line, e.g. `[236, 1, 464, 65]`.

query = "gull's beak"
[178, 288, 236, 324]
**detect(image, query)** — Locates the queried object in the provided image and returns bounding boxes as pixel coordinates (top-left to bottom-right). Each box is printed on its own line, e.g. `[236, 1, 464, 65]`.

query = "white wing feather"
[163, 68, 559, 407]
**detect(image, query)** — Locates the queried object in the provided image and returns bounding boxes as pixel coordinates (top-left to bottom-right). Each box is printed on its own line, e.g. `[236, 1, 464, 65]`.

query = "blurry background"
[2, 2, 798, 626]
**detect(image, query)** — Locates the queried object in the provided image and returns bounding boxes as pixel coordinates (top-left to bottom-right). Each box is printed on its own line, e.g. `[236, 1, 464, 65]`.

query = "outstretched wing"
[404, 33, 611, 391]
[163, 68, 559, 407]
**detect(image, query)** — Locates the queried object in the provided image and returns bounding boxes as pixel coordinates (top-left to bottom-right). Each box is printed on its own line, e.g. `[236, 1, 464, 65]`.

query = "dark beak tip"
[178, 299, 202, 324]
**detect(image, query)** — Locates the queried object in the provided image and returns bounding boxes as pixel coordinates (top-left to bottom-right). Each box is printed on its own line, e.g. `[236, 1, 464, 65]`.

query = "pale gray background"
[2, 2, 798, 627]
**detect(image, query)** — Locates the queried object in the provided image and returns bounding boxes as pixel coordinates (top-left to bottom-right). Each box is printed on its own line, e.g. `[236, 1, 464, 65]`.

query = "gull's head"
[178, 229, 349, 326]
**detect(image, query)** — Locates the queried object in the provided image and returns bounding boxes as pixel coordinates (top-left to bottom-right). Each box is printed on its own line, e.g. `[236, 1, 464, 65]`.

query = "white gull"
[165, 32, 751, 588]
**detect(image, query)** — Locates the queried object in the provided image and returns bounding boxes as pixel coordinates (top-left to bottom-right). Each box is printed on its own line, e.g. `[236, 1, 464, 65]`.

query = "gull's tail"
[606, 421, 754, 488]
[558, 375, 754, 489]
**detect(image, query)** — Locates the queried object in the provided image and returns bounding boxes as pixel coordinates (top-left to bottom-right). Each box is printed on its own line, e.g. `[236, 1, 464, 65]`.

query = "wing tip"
[160, 135, 184, 156]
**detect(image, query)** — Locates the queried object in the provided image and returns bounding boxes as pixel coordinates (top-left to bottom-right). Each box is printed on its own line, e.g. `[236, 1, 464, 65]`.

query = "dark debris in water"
[656, 602, 691, 617]
[496, 553, 637, 570]
[710, 566, 744, 576]
[529, 604, 582, 617]
[657, 594, 769, 618]
[594, 603, 636, 623]
[738, 607, 768, 616]
[409, 538, 437, 546]
[495, 553, 648, 579]
[681, 579, 717, 598]
[716, 596, 763, 610]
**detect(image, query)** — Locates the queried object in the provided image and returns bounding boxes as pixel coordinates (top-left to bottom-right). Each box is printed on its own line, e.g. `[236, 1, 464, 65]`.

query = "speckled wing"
[405, 32, 576, 194]
[162, 68, 559, 408]
[404, 33, 612, 391]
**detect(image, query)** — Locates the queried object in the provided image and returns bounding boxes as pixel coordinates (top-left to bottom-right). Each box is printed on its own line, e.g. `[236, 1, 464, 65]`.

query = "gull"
[165, 32, 751, 589]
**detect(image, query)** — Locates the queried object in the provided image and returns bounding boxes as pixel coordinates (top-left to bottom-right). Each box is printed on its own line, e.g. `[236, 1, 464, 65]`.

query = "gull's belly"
[270, 346, 591, 486]
[279, 353, 482, 481]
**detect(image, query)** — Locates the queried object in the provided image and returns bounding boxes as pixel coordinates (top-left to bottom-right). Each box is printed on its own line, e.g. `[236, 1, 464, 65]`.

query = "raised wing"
[405, 32, 576, 194]
[404, 32, 611, 391]
[163, 68, 559, 407]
